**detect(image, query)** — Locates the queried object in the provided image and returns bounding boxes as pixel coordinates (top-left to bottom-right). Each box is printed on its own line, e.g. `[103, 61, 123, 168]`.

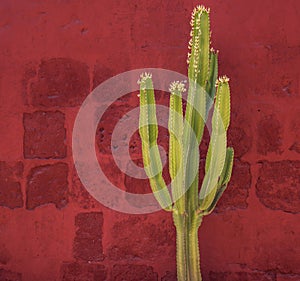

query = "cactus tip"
[220, 75, 230, 82]
[137, 72, 152, 83]
[193, 5, 210, 16]
[137, 72, 153, 89]
[190, 5, 210, 26]
[169, 81, 186, 94]
[210, 47, 219, 54]
[215, 75, 230, 87]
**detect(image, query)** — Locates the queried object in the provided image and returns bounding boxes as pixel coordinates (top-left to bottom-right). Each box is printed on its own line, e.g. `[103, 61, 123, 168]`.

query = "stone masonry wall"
[0, 0, 299, 280]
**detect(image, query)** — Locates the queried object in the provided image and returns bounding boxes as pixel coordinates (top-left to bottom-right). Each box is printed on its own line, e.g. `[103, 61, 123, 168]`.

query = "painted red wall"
[0, 0, 299, 280]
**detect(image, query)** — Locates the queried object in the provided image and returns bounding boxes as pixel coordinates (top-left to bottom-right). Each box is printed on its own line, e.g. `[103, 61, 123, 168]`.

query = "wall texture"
[0, 0, 299, 280]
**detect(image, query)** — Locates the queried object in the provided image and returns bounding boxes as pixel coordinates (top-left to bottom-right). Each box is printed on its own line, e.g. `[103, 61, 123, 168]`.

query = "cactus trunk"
[173, 213, 189, 280]
[188, 213, 202, 281]
[174, 212, 203, 281]
[138, 5, 234, 281]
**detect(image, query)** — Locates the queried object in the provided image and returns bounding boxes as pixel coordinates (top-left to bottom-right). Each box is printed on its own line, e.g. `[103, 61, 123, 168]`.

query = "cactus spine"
[138, 5, 234, 281]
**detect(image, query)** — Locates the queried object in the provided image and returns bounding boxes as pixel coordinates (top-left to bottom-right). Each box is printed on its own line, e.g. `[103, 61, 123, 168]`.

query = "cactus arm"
[199, 77, 231, 210]
[205, 49, 218, 117]
[203, 147, 234, 214]
[169, 82, 186, 214]
[205, 76, 231, 171]
[138, 73, 173, 211]
[204, 141, 212, 174]
[218, 147, 234, 187]
[199, 132, 226, 210]
[203, 183, 227, 215]
[213, 77, 231, 132]
[206, 49, 218, 100]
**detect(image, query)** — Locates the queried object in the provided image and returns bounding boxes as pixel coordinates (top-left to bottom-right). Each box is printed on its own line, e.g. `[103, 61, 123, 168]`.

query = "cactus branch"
[169, 81, 186, 214]
[138, 73, 173, 211]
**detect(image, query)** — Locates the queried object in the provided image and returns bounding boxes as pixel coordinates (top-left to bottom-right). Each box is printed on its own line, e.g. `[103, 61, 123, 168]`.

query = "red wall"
[0, 0, 299, 280]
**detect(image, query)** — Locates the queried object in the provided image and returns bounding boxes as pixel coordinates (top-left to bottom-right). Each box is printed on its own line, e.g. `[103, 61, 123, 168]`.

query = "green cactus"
[138, 5, 234, 281]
